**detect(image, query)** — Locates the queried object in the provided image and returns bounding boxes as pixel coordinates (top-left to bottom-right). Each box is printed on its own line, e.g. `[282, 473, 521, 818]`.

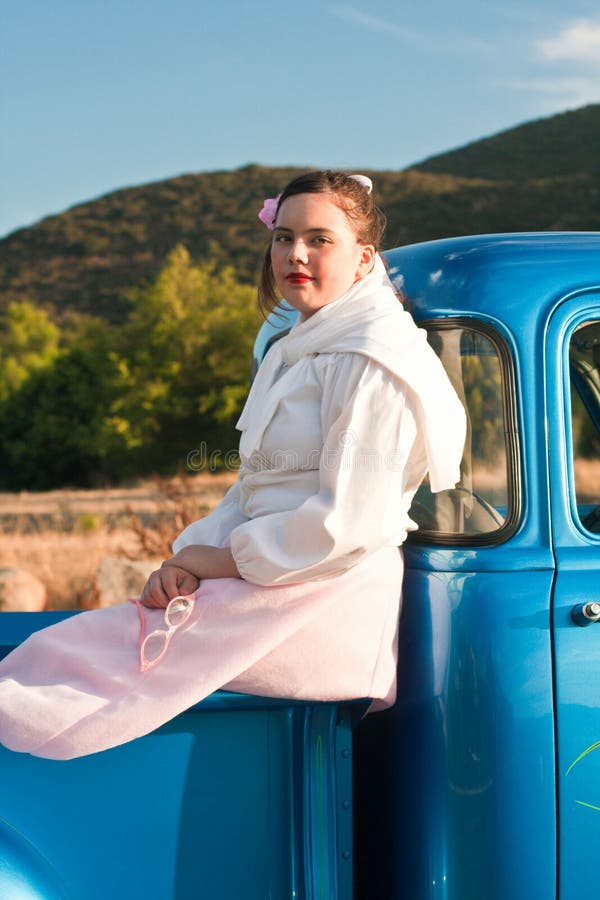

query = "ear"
[355, 243, 376, 279]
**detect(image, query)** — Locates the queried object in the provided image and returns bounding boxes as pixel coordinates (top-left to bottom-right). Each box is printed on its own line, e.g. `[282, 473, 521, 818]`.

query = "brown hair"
[258, 170, 387, 317]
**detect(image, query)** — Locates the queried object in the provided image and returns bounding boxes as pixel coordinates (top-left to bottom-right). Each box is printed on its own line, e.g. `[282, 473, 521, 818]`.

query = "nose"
[288, 239, 308, 264]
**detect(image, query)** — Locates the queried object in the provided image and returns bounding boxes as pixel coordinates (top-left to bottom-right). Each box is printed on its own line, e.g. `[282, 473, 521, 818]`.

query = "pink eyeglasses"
[131, 594, 195, 672]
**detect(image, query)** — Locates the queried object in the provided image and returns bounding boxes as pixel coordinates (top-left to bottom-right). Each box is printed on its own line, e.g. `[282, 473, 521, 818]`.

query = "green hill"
[414, 104, 600, 180]
[0, 105, 598, 323]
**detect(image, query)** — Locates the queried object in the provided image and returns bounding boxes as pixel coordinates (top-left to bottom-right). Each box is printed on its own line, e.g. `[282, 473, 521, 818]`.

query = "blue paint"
[0, 818, 69, 899]
[0, 697, 365, 899]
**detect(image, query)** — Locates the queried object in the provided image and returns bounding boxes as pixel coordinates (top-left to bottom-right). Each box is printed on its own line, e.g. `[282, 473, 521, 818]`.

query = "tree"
[0, 301, 60, 403]
[0, 307, 134, 489]
[0, 247, 263, 487]
[111, 245, 261, 472]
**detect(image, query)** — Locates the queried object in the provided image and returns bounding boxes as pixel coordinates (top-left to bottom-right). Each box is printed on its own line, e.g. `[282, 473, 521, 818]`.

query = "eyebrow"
[273, 226, 336, 235]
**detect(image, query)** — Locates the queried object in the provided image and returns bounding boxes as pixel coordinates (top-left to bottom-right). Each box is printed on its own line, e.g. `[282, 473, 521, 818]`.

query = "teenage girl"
[0, 170, 465, 759]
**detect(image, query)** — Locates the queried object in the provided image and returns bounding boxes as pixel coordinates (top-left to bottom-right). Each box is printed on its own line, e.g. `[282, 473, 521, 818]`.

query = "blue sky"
[2, 0, 599, 238]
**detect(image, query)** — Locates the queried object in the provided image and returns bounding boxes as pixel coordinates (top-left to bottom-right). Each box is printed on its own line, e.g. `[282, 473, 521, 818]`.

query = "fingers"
[160, 564, 182, 600]
[160, 557, 200, 597]
[139, 567, 200, 608]
[178, 572, 200, 597]
[140, 569, 172, 609]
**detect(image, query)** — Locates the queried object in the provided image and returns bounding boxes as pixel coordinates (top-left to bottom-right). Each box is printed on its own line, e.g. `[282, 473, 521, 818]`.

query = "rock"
[0, 567, 47, 612]
[84, 557, 162, 609]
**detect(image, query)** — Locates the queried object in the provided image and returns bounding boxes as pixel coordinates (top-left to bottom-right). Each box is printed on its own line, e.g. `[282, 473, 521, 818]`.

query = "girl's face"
[271, 193, 375, 318]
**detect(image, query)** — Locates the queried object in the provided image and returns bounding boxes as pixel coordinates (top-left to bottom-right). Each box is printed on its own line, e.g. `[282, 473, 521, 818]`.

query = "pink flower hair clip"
[258, 196, 280, 231]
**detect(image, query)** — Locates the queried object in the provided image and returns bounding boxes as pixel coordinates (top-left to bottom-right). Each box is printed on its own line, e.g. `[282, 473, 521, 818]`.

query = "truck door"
[548, 293, 600, 900]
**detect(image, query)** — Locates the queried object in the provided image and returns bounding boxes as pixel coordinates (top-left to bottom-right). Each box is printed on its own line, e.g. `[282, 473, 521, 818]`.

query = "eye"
[312, 236, 331, 245]
[273, 233, 292, 243]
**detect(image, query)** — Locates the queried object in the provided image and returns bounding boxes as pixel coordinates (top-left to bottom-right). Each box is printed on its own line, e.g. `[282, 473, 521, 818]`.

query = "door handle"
[572, 602, 600, 626]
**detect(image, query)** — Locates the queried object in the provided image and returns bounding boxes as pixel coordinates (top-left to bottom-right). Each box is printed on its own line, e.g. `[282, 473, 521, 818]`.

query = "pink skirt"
[0, 546, 402, 760]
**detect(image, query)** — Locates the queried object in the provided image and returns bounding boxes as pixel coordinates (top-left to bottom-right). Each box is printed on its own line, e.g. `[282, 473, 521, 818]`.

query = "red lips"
[286, 273, 313, 284]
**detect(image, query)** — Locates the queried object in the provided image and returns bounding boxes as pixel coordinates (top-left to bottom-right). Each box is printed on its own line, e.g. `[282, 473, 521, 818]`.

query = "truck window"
[409, 321, 519, 545]
[569, 320, 600, 532]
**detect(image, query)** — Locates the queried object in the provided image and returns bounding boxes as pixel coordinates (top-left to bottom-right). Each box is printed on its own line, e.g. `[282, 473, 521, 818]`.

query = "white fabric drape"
[175, 255, 466, 585]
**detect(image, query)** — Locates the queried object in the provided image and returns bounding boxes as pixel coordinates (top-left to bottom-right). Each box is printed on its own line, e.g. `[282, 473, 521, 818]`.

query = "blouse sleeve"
[229, 353, 428, 586]
[171, 478, 248, 553]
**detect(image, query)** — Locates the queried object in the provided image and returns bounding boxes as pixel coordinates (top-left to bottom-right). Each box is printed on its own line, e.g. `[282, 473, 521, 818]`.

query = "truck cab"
[356, 232, 600, 900]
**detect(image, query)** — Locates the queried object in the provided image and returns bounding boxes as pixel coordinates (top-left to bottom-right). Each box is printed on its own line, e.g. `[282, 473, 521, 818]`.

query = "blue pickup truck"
[1, 232, 599, 900]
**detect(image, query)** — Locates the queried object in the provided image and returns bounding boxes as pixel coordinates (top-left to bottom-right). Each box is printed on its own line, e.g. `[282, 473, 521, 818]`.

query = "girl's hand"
[139, 565, 199, 609]
[138, 546, 239, 609]
[162, 545, 240, 581]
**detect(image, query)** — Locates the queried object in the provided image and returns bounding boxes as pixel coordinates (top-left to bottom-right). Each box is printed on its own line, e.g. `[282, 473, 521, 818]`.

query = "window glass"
[409, 323, 516, 542]
[569, 321, 600, 532]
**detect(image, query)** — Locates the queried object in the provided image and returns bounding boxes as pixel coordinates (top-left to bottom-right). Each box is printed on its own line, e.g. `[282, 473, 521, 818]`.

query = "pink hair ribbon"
[258, 196, 280, 230]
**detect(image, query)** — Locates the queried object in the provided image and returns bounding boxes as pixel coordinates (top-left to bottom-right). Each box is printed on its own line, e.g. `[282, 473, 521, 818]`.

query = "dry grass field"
[0, 473, 235, 610]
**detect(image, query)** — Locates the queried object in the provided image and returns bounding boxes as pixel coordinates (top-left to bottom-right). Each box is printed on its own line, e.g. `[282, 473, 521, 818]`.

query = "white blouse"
[173, 350, 428, 586]
[174, 256, 465, 587]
